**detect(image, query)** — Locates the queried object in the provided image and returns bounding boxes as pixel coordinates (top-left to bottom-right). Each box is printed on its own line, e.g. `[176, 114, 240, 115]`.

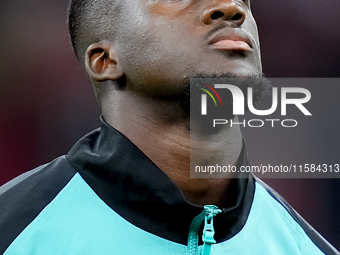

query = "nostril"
[231, 13, 243, 21]
[211, 11, 224, 20]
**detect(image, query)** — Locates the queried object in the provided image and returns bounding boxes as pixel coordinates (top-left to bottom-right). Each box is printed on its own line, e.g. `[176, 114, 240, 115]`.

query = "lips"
[208, 29, 253, 52]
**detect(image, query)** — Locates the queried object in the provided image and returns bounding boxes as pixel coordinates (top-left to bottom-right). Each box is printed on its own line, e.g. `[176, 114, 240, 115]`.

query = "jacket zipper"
[187, 205, 222, 255]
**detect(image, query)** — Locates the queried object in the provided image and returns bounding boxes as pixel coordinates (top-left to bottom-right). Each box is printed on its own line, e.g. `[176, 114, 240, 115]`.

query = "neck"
[102, 89, 242, 208]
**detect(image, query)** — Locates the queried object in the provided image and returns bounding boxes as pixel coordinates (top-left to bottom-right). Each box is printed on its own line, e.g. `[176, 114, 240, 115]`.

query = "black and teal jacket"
[0, 117, 339, 255]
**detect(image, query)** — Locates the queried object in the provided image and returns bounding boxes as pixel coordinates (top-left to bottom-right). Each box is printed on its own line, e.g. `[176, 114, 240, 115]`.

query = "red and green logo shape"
[199, 83, 222, 115]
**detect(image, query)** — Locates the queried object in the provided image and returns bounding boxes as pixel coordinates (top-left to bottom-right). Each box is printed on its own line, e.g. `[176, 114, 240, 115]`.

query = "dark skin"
[85, 0, 262, 207]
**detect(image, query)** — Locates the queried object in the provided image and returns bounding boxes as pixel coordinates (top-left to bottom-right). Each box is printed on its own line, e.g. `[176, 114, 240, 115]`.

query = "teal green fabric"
[4, 173, 185, 255]
[208, 183, 324, 255]
[5, 175, 324, 255]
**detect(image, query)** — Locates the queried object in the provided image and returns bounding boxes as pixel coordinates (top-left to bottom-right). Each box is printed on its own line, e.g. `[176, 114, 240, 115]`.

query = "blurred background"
[0, 0, 339, 250]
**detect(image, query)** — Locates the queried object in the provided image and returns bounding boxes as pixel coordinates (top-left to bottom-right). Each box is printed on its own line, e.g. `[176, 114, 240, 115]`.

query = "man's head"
[68, 0, 262, 105]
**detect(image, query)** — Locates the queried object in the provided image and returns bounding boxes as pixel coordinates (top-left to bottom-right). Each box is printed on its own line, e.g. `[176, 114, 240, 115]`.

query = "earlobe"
[85, 41, 123, 82]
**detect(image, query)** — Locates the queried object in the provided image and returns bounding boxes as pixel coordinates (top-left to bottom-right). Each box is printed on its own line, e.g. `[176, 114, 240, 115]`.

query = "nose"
[201, 1, 246, 27]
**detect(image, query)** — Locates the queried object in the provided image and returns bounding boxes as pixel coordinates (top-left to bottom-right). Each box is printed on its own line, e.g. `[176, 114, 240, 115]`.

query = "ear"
[85, 40, 123, 81]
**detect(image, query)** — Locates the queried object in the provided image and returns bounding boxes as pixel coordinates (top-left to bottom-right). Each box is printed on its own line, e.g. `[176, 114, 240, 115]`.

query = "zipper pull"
[187, 205, 221, 255]
[202, 205, 222, 255]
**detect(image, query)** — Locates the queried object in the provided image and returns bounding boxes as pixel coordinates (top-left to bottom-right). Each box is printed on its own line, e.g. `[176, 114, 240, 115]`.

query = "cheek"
[115, 2, 203, 89]
[244, 15, 260, 50]
[117, 21, 201, 88]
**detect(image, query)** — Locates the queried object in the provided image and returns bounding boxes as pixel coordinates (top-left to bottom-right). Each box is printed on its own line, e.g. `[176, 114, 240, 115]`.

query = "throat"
[180, 178, 237, 208]
[103, 91, 243, 207]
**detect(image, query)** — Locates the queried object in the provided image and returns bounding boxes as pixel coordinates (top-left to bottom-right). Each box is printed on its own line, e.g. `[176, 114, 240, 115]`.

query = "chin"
[192, 70, 263, 79]
[203, 58, 262, 78]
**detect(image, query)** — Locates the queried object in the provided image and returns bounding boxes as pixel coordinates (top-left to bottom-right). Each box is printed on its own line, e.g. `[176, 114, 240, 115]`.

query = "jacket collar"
[67, 116, 254, 244]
